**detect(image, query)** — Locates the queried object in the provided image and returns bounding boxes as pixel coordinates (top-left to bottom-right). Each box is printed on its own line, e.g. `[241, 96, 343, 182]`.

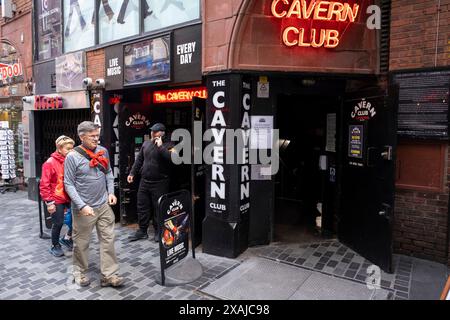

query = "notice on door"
[250, 116, 273, 149]
[348, 125, 363, 159]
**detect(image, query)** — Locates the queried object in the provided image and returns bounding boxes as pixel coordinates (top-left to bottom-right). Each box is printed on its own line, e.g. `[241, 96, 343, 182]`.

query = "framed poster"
[123, 35, 171, 86]
[55, 51, 86, 92]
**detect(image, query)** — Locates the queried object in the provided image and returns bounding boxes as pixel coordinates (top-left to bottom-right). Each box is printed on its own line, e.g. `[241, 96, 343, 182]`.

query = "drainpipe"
[434, 0, 441, 67]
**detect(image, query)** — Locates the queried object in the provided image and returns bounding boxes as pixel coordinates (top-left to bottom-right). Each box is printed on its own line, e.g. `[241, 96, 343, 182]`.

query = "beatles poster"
[158, 190, 191, 270]
[63, 0, 95, 52]
[123, 35, 171, 86]
[98, 0, 140, 44]
[144, 0, 200, 33]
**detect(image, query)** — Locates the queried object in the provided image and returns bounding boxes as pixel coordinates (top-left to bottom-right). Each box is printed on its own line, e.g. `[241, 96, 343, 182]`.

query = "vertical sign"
[206, 76, 230, 220]
[91, 90, 103, 138]
[239, 79, 251, 217]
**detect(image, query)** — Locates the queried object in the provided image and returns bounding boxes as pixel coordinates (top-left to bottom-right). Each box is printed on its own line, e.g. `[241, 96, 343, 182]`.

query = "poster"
[36, 0, 62, 60]
[55, 51, 86, 92]
[250, 116, 273, 149]
[63, 0, 95, 52]
[348, 125, 363, 159]
[123, 35, 171, 85]
[144, 0, 200, 33]
[326, 113, 336, 152]
[158, 190, 191, 270]
[98, 0, 140, 44]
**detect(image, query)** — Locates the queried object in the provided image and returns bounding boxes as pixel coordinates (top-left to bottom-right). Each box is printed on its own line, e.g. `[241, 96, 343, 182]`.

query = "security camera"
[95, 78, 105, 88]
[22, 96, 33, 103]
[82, 77, 93, 87]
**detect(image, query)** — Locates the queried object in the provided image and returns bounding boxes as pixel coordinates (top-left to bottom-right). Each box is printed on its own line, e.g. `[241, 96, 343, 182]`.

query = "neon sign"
[153, 87, 207, 104]
[271, 0, 360, 48]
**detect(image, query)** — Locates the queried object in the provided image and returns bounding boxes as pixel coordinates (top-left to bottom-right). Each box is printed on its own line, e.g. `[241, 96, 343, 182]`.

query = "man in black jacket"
[127, 123, 174, 242]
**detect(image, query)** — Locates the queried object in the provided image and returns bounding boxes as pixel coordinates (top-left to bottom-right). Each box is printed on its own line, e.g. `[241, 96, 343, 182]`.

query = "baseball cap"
[150, 123, 166, 132]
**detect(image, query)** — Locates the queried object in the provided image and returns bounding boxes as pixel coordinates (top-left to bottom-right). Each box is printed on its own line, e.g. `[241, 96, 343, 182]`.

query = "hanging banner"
[55, 51, 86, 93]
[36, 0, 62, 60]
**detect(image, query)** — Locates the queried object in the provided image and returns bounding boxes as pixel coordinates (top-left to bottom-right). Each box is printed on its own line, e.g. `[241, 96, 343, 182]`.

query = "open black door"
[191, 97, 206, 248]
[338, 86, 398, 273]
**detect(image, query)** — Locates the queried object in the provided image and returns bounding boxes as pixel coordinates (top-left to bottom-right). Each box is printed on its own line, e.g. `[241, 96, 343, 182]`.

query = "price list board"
[393, 69, 450, 140]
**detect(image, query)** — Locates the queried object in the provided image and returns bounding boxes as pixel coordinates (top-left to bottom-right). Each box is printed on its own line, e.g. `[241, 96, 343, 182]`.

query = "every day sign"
[173, 24, 202, 83]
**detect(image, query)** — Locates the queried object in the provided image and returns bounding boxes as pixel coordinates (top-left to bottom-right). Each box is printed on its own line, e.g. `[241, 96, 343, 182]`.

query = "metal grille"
[380, 0, 392, 73]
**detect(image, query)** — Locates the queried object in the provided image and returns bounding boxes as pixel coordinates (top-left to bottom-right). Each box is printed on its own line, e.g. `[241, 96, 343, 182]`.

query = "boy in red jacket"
[40, 135, 75, 257]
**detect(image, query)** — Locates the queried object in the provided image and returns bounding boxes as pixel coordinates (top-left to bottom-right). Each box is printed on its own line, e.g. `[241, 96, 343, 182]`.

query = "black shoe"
[128, 229, 148, 242]
[154, 232, 160, 243]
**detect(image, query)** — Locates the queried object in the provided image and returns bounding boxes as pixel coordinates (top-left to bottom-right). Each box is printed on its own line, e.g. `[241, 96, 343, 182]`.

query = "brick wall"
[390, 0, 450, 265]
[390, 0, 450, 70]
[0, 0, 32, 27]
[0, 0, 33, 82]
[86, 49, 105, 81]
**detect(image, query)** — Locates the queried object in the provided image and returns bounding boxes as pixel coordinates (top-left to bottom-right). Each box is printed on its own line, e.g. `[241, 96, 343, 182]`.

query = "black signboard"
[123, 35, 171, 86]
[348, 125, 364, 159]
[34, 60, 56, 94]
[158, 190, 192, 285]
[393, 69, 450, 139]
[105, 45, 124, 91]
[36, 0, 62, 60]
[173, 24, 202, 83]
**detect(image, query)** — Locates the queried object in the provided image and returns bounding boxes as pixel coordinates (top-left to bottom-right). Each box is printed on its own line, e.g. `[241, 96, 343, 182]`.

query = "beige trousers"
[72, 203, 119, 278]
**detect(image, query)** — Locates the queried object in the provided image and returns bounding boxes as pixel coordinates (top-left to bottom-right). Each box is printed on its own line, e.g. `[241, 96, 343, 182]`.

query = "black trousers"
[51, 204, 67, 246]
[136, 179, 169, 233]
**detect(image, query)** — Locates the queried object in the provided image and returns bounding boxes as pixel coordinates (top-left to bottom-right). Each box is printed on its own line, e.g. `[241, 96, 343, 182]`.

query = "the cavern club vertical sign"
[270, 0, 362, 48]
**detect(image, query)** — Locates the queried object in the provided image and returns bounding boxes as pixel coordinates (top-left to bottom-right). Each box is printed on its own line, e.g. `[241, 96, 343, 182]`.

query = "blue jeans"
[64, 207, 72, 236]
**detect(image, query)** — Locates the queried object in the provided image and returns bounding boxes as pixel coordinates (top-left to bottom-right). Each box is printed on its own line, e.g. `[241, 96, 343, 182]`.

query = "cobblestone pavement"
[0, 191, 239, 300]
[0, 191, 446, 300]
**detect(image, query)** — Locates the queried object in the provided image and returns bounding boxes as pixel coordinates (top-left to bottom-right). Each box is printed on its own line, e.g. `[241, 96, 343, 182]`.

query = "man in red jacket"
[40, 135, 75, 257]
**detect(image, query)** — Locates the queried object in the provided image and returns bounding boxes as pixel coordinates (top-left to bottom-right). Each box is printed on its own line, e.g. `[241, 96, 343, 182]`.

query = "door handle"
[381, 146, 393, 160]
[379, 203, 391, 220]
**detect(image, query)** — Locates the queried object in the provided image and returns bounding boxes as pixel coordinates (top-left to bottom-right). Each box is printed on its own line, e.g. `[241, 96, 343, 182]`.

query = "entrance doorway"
[274, 94, 340, 243]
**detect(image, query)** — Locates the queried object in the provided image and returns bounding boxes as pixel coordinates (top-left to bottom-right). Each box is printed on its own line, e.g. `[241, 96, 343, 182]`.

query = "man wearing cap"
[127, 123, 174, 242]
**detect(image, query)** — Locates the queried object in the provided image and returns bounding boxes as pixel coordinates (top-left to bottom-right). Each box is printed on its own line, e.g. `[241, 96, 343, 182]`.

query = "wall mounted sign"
[270, 0, 360, 48]
[105, 44, 124, 91]
[0, 43, 24, 86]
[173, 24, 202, 83]
[124, 35, 171, 86]
[55, 51, 86, 92]
[34, 95, 63, 110]
[393, 69, 450, 140]
[153, 87, 207, 104]
[36, 0, 62, 60]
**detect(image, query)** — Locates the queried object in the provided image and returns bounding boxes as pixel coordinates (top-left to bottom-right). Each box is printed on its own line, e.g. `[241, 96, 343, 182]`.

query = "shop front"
[201, 0, 396, 272]
[24, 53, 91, 200]
[100, 24, 205, 235]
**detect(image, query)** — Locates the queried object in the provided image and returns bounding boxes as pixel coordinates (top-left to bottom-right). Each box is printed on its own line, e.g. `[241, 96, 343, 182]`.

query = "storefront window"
[99, 0, 140, 44]
[63, 0, 95, 53]
[35, 0, 63, 60]
[143, 0, 200, 33]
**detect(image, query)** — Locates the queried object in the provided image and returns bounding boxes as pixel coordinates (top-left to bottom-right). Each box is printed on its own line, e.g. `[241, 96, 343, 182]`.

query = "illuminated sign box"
[153, 87, 207, 104]
[34, 96, 63, 110]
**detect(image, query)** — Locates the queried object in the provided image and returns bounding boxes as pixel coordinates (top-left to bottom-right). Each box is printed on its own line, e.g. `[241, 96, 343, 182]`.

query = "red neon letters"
[271, 0, 360, 48]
